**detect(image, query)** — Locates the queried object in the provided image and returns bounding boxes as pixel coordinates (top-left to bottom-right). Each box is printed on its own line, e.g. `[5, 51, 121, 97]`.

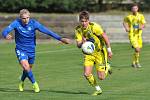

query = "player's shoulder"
[90, 22, 99, 26]
[90, 22, 102, 29]
[75, 25, 82, 30]
[138, 12, 145, 17]
[29, 18, 38, 24]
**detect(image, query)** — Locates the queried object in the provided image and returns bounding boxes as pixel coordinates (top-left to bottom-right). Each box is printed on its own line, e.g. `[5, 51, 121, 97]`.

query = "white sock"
[95, 85, 101, 91]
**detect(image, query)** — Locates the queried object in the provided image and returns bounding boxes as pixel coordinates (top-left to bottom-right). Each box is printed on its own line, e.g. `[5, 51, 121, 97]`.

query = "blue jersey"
[2, 18, 62, 53]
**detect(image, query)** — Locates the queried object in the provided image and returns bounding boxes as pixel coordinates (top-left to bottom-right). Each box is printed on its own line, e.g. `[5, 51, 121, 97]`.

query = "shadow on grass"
[0, 87, 34, 93]
[45, 89, 88, 95]
[0, 87, 88, 95]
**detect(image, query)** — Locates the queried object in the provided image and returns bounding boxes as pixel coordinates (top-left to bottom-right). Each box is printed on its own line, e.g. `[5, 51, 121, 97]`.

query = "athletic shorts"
[15, 49, 35, 64]
[129, 31, 142, 48]
[84, 48, 107, 72]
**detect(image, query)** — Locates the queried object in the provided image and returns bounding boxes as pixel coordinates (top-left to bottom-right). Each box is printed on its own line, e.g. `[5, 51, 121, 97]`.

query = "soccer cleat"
[19, 81, 24, 92]
[132, 63, 137, 68]
[92, 90, 102, 96]
[33, 82, 40, 93]
[136, 63, 142, 68]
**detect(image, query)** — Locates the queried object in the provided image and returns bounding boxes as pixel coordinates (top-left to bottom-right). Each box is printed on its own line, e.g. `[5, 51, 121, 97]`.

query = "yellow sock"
[135, 52, 139, 63]
[85, 74, 97, 86]
[132, 53, 136, 64]
[133, 52, 140, 64]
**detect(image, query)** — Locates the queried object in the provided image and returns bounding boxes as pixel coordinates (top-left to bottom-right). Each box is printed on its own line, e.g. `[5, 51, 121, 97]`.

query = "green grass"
[0, 42, 150, 100]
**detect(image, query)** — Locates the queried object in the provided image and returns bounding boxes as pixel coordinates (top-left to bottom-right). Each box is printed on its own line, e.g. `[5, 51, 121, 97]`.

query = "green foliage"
[0, 0, 149, 12]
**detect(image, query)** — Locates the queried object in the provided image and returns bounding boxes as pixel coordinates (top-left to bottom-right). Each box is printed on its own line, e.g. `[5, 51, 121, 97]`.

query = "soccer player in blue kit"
[2, 9, 71, 92]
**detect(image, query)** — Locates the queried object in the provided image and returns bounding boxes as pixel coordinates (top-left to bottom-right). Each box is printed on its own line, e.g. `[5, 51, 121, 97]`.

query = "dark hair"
[132, 3, 139, 8]
[79, 11, 89, 20]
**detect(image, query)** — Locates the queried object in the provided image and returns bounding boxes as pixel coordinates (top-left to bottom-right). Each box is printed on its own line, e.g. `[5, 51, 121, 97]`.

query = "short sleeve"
[93, 23, 104, 36]
[75, 29, 82, 41]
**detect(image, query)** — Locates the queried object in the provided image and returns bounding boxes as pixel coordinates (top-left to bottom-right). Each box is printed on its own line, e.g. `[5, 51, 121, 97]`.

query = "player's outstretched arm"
[60, 38, 72, 44]
[123, 22, 130, 32]
[36, 21, 72, 44]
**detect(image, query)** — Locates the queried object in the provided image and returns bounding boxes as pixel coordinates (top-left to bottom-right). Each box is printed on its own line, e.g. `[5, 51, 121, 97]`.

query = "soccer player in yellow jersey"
[75, 11, 112, 95]
[123, 4, 146, 68]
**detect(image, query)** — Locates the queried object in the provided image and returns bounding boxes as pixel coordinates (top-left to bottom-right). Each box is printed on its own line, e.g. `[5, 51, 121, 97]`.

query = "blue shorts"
[15, 49, 35, 64]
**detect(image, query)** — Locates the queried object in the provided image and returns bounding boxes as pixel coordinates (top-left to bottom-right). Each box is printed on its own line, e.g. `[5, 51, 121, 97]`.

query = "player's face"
[80, 18, 89, 29]
[21, 14, 30, 25]
[131, 6, 138, 14]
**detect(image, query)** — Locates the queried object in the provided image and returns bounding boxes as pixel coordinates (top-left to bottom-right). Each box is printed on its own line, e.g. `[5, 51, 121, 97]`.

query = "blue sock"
[21, 70, 27, 82]
[27, 70, 35, 84]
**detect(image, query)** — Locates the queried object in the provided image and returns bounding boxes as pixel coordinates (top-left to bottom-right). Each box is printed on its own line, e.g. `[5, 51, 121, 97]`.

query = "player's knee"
[84, 73, 91, 77]
[21, 63, 30, 71]
[98, 75, 105, 80]
[135, 48, 141, 52]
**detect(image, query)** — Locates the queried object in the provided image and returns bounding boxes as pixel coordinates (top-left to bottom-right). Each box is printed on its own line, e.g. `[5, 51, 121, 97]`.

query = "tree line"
[0, 0, 149, 13]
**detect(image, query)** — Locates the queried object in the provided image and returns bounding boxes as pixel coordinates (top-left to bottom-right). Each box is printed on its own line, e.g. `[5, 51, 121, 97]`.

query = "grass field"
[0, 42, 150, 100]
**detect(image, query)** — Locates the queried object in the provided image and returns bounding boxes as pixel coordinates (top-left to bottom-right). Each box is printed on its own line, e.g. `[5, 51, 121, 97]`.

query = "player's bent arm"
[2, 20, 17, 39]
[102, 32, 112, 58]
[76, 41, 83, 48]
[123, 22, 129, 32]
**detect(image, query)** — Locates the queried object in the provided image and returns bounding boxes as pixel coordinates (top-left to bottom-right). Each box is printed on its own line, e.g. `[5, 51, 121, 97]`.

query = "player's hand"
[82, 36, 86, 43]
[125, 28, 130, 32]
[6, 34, 13, 40]
[139, 24, 145, 30]
[60, 38, 72, 44]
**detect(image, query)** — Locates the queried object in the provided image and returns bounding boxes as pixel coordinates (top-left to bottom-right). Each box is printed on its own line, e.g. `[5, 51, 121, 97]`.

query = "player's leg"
[84, 66, 97, 86]
[134, 36, 142, 67]
[20, 60, 39, 92]
[91, 52, 106, 96]
[131, 34, 142, 68]
[84, 55, 96, 86]
[84, 55, 101, 95]
[28, 56, 40, 92]
[129, 35, 138, 67]
[16, 49, 39, 92]
[102, 47, 112, 75]
[16, 49, 28, 91]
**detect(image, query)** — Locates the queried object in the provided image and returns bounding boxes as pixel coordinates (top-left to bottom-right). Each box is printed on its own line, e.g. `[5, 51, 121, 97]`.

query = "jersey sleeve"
[140, 14, 146, 24]
[93, 23, 104, 36]
[35, 20, 62, 41]
[123, 16, 129, 23]
[75, 28, 82, 42]
[2, 20, 17, 38]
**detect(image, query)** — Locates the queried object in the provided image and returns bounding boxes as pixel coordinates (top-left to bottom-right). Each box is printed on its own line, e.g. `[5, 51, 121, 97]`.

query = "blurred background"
[0, 0, 150, 42]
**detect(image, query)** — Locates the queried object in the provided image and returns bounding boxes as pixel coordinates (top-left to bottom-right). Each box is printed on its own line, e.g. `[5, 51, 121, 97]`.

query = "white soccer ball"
[81, 41, 95, 54]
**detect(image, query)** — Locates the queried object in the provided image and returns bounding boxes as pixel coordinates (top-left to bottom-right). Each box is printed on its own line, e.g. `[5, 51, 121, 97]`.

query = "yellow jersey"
[124, 12, 146, 33]
[75, 22, 105, 52]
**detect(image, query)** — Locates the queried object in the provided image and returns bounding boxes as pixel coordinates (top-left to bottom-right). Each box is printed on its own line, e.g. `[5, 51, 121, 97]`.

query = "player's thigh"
[95, 52, 106, 79]
[15, 49, 30, 71]
[28, 54, 35, 65]
[20, 60, 30, 71]
[84, 55, 95, 76]
[84, 66, 93, 76]
[84, 55, 95, 67]
[138, 36, 142, 48]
